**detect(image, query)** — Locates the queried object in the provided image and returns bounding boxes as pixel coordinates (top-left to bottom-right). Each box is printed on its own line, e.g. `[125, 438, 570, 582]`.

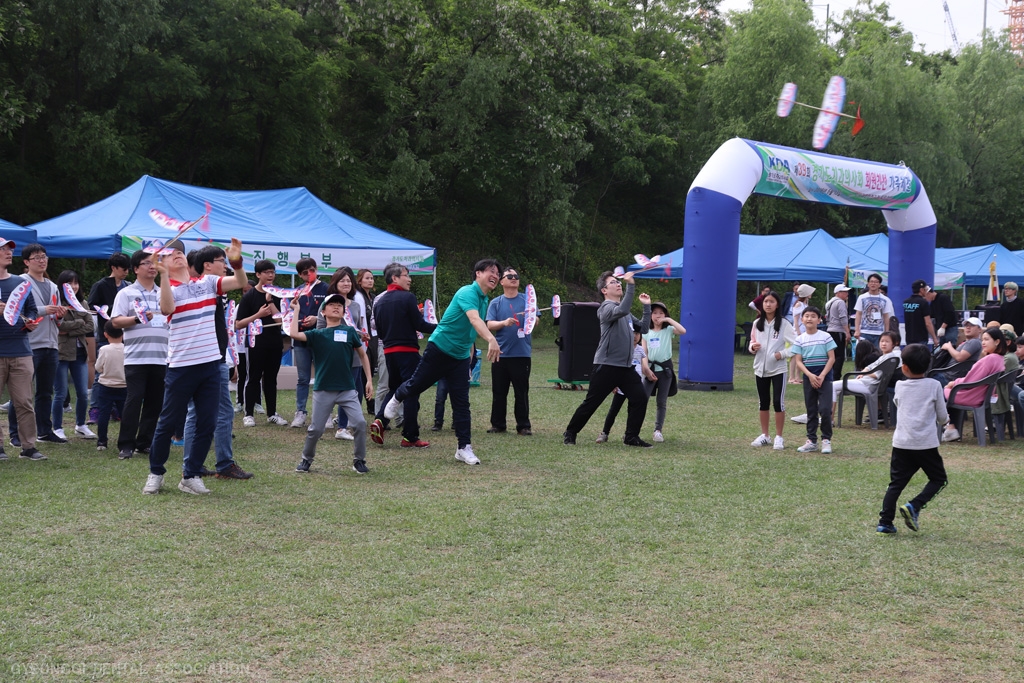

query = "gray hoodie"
[593, 283, 651, 367]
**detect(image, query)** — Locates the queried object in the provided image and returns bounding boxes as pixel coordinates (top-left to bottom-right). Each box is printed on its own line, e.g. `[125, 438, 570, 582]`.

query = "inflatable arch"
[679, 138, 936, 390]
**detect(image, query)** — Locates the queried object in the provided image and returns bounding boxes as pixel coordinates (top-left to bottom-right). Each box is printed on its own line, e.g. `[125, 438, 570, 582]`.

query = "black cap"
[911, 279, 930, 294]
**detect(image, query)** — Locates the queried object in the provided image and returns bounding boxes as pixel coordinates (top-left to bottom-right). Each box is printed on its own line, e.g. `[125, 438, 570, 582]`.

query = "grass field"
[2, 345, 1024, 682]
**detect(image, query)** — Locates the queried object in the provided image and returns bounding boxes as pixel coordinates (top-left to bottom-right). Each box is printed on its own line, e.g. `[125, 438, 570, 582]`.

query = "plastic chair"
[946, 371, 1002, 447]
[735, 322, 753, 352]
[928, 358, 976, 382]
[835, 357, 900, 430]
[989, 369, 1019, 442]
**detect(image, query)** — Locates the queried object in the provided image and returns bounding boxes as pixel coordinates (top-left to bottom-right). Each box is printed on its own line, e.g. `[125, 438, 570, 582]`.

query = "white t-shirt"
[854, 293, 894, 335]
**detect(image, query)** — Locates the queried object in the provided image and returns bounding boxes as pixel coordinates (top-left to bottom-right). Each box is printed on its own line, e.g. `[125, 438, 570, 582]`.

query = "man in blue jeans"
[142, 240, 248, 495]
[289, 257, 328, 428]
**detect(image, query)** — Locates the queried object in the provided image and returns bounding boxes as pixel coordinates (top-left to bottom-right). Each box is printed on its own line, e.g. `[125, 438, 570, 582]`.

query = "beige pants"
[0, 355, 36, 449]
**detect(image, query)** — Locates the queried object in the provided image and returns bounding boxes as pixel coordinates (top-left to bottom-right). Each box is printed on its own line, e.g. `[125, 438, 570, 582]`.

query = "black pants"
[879, 446, 947, 525]
[244, 345, 282, 417]
[118, 364, 166, 452]
[829, 332, 847, 381]
[377, 351, 422, 441]
[490, 357, 531, 431]
[566, 364, 648, 440]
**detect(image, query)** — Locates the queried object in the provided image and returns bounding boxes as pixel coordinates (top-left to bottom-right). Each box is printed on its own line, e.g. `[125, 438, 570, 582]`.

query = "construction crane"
[942, 0, 961, 51]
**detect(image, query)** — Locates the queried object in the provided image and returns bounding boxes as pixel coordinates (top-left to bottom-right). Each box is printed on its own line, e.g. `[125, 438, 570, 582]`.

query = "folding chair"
[835, 356, 900, 430]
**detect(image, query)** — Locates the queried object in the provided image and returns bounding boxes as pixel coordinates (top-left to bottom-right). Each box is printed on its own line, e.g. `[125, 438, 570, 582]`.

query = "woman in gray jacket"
[749, 291, 796, 450]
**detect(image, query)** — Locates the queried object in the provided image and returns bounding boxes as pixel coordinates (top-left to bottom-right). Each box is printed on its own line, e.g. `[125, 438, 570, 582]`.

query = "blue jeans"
[52, 346, 89, 430]
[148, 361, 221, 478]
[9, 346, 59, 441]
[92, 383, 126, 445]
[859, 333, 881, 350]
[941, 327, 959, 348]
[395, 342, 472, 448]
[292, 344, 313, 414]
[182, 362, 236, 473]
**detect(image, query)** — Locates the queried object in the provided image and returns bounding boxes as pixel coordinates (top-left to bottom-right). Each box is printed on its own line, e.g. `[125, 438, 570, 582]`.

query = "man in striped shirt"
[143, 238, 247, 496]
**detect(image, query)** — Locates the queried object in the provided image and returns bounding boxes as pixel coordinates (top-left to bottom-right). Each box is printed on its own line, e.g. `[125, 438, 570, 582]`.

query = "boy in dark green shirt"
[288, 294, 373, 473]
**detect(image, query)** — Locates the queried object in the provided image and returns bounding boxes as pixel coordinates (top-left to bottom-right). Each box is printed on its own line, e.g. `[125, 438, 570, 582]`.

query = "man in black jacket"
[925, 288, 959, 348]
[999, 282, 1024, 336]
[87, 252, 130, 421]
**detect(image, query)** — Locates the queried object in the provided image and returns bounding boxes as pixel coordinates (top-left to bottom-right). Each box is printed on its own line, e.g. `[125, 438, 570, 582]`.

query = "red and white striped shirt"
[166, 275, 224, 368]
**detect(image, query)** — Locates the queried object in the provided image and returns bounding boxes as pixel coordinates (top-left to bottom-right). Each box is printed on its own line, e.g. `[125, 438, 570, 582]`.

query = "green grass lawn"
[2, 345, 1024, 681]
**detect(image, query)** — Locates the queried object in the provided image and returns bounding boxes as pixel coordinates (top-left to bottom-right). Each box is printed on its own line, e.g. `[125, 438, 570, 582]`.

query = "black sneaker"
[118, 448, 133, 460]
[215, 463, 254, 480]
[135, 447, 150, 456]
[563, 430, 577, 445]
[486, 427, 506, 433]
[0, 448, 7, 460]
[38, 432, 67, 444]
[9, 437, 20, 448]
[430, 422, 442, 432]
[876, 523, 898, 535]
[624, 436, 654, 448]
[19, 448, 47, 461]
[352, 459, 369, 474]
[295, 459, 311, 473]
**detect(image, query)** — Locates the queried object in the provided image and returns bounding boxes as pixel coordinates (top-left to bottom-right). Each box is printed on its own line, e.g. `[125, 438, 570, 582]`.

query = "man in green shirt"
[382, 259, 502, 465]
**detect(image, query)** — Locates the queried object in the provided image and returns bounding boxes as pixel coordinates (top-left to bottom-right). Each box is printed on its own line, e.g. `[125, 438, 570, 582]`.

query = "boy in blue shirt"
[792, 306, 836, 454]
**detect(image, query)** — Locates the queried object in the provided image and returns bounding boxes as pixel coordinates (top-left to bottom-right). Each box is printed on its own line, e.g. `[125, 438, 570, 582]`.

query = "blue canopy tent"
[629, 229, 887, 282]
[837, 234, 889, 263]
[28, 176, 435, 280]
[0, 218, 37, 246]
[932, 244, 1024, 287]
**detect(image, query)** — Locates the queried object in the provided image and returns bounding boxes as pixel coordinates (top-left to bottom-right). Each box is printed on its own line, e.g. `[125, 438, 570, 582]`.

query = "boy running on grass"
[876, 343, 948, 536]
[792, 306, 836, 454]
[288, 294, 373, 474]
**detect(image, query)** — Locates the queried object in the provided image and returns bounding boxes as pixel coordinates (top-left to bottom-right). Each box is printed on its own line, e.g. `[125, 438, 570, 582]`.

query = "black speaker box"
[555, 302, 600, 382]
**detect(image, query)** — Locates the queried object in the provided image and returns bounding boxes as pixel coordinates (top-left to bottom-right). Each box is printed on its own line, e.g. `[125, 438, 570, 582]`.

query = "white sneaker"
[242, 416, 256, 427]
[52, 428, 67, 441]
[267, 414, 289, 426]
[142, 473, 164, 494]
[455, 444, 480, 465]
[325, 417, 335, 431]
[233, 403, 242, 414]
[773, 436, 785, 450]
[941, 427, 960, 442]
[796, 440, 818, 453]
[335, 428, 354, 440]
[75, 424, 96, 439]
[821, 439, 832, 454]
[254, 403, 266, 414]
[750, 433, 770, 447]
[178, 477, 211, 495]
[291, 411, 307, 428]
[595, 432, 608, 444]
[384, 396, 402, 420]
[791, 414, 808, 424]
[653, 430, 664, 443]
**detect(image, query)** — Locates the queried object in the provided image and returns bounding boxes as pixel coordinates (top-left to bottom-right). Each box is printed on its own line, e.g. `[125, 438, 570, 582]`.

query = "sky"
[716, 0, 1011, 54]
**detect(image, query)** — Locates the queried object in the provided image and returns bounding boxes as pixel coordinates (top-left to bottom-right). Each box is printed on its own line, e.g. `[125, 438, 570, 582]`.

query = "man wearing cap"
[924, 287, 959, 348]
[1000, 283, 1024, 337]
[932, 316, 984, 387]
[854, 273, 894, 349]
[903, 280, 940, 347]
[485, 267, 532, 436]
[0, 236, 45, 461]
[824, 284, 852, 380]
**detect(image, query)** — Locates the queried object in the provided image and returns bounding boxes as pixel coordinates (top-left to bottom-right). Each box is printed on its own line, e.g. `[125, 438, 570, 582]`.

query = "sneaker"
[197, 466, 217, 477]
[290, 411, 307, 428]
[821, 439, 832, 454]
[0, 448, 7, 460]
[242, 416, 256, 427]
[336, 428, 355, 441]
[455, 444, 480, 465]
[899, 503, 920, 532]
[38, 432, 67, 444]
[19, 448, 47, 461]
[383, 396, 402, 420]
[9, 437, 20, 448]
[136, 446, 150, 455]
[430, 422, 442, 432]
[295, 459, 311, 473]
[773, 436, 785, 450]
[74, 424, 96, 439]
[352, 459, 370, 474]
[63, 403, 73, 413]
[215, 463, 254, 479]
[326, 416, 336, 431]
[595, 432, 608, 444]
[253, 403, 266, 414]
[0, 400, 9, 412]
[517, 428, 532, 436]
[941, 427, 960, 443]
[876, 523, 898, 535]
[118, 448, 133, 460]
[170, 438, 184, 447]
[796, 440, 818, 453]
[96, 442, 107, 451]
[87, 406, 98, 424]
[52, 428, 67, 441]
[653, 430, 664, 443]
[142, 473, 164, 494]
[267, 414, 289, 426]
[486, 427, 506, 433]
[624, 436, 654, 448]
[178, 477, 211, 495]
[369, 419, 385, 445]
[563, 430, 577, 445]
[401, 438, 430, 448]
[790, 414, 808, 424]
[750, 433, 771, 447]
[233, 403, 242, 414]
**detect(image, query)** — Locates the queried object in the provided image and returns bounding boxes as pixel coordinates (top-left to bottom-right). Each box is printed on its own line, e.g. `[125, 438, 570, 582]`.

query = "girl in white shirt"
[750, 291, 797, 450]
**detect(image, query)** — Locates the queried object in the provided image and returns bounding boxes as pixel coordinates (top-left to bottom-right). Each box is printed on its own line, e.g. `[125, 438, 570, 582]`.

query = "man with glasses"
[111, 249, 169, 460]
[485, 268, 533, 436]
[289, 257, 328, 428]
[9, 244, 67, 447]
[563, 270, 653, 447]
[0, 236, 45, 461]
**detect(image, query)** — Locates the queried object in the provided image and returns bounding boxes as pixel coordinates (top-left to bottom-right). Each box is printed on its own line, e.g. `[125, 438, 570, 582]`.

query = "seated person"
[932, 316, 983, 386]
[832, 332, 901, 415]
[941, 327, 1008, 442]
